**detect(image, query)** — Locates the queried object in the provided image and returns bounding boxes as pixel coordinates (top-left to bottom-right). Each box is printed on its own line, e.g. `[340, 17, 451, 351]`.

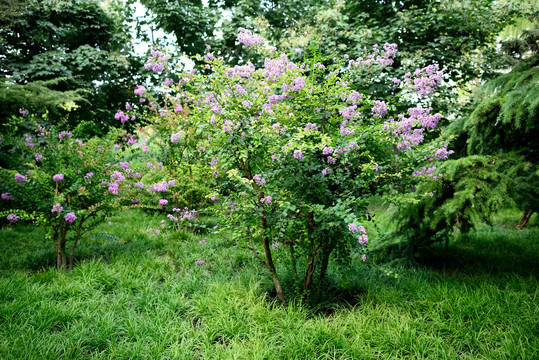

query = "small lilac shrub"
[119, 30, 451, 302]
[0, 127, 150, 271]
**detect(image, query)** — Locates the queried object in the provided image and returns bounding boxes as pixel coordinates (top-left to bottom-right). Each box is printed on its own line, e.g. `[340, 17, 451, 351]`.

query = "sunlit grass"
[0, 209, 537, 359]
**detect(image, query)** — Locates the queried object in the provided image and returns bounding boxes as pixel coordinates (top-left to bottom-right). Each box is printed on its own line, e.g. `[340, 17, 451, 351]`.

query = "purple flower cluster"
[372, 100, 388, 118]
[260, 196, 272, 205]
[321, 167, 332, 176]
[144, 49, 170, 73]
[114, 110, 130, 124]
[253, 174, 266, 186]
[237, 28, 264, 47]
[293, 150, 304, 160]
[15, 173, 27, 184]
[348, 43, 398, 68]
[134, 85, 146, 96]
[24, 134, 34, 148]
[1, 193, 12, 200]
[149, 180, 175, 192]
[65, 212, 77, 224]
[195, 259, 205, 266]
[58, 131, 72, 140]
[171, 131, 185, 143]
[51, 203, 63, 214]
[7, 213, 18, 223]
[53, 174, 64, 182]
[403, 64, 442, 97]
[159, 199, 168, 206]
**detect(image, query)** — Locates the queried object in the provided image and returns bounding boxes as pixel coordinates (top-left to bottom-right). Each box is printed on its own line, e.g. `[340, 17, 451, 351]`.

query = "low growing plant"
[0, 125, 149, 271]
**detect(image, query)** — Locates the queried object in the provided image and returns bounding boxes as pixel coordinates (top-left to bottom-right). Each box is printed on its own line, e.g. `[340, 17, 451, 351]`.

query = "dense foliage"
[0, 0, 143, 136]
[118, 29, 454, 301]
[0, 122, 150, 271]
[391, 28, 539, 251]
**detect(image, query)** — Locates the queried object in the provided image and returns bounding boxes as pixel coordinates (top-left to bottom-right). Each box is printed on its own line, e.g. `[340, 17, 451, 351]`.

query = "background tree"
[0, 0, 143, 136]
[389, 20, 539, 253]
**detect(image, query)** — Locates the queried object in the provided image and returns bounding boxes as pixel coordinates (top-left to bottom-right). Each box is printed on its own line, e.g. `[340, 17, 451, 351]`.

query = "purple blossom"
[159, 199, 168, 206]
[171, 131, 185, 143]
[372, 100, 388, 118]
[111, 171, 125, 182]
[65, 212, 77, 224]
[134, 85, 146, 96]
[260, 196, 272, 205]
[7, 213, 18, 223]
[195, 259, 205, 266]
[1, 193, 12, 200]
[15, 173, 27, 184]
[115, 110, 129, 123]
[237, 28, 264, 47]
[23, 134, 34, 148]
[198, 237, 208, 245]
[293, 150, 304, 160]
[321, 167, 332, 176]
[304, 123, 318, 131]
[361, 254, 367, 262]
[58, 131, 72, 140]
[34, 153, 42, 162]
[272, 242, 279, 250]
[132, 199, 140, 204]
[108, 182, 119, 195]
[291, 77, 306, 91]
[253, 174, 266, 186]
[51, 203, 63, 215]
[358, 234, 368, 245]
[127, 136, 137, 145]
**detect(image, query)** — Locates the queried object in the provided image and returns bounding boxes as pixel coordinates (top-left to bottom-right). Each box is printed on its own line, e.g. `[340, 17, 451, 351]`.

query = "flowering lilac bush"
[119, 29, 451, 302]
[0, 127, 150, 271]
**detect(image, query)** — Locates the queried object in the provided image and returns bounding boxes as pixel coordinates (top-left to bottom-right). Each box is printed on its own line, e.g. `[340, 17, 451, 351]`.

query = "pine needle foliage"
[390, 33, 539, 252]
[393, 153, 535, 252]
[465, 54, 539, 156]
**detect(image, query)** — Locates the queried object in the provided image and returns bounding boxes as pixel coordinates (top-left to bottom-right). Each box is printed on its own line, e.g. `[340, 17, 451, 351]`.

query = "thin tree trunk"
[188, 164, 193, 209]
[261, 214, 285, 303]
[69, 216, 85, 270]
[289, 238, 300, 285]
[516, 208, 534, 229]
[317, 242, 331, 301]
[303, 240, 322, 292]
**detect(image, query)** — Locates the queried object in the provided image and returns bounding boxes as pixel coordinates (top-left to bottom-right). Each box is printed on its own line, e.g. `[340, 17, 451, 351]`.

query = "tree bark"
[303, 240, 322, 292]
[516, 208, 534, 229]
[261, 214, 285, 303]
[69, 216, 85, 270]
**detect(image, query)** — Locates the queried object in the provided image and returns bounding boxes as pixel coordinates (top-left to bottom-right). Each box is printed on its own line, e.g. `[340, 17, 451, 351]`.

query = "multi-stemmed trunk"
[52, 216, 86, 271]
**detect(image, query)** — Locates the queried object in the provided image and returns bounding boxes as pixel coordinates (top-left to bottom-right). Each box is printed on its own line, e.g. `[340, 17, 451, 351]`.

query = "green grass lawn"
[0, 209, 537, 359]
